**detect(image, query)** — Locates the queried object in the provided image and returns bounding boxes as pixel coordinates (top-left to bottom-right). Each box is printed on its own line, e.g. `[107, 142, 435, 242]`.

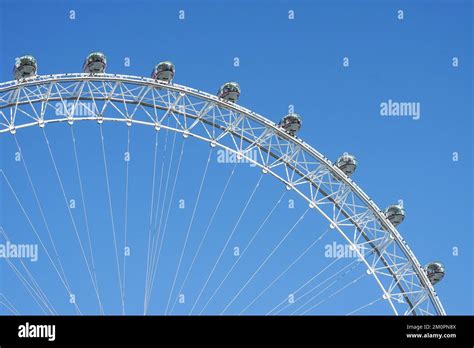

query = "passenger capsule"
[83, 52, 107, 74]
[279, 113, 302, 136]
[384, 204, 405, 227]
[151, 61, 175, 82]
[335, 153, 357, 177]
[424, 262, 445, 285]
[217, 82, 240, 103]
[13, 55, 37, 79]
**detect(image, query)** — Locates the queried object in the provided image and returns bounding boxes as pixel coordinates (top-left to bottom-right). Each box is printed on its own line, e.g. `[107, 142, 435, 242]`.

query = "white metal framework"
[0, 73, 445, 315]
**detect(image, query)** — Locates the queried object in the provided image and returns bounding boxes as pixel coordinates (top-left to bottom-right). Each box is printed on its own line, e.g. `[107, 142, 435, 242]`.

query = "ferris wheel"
[0, 53, 446, 316]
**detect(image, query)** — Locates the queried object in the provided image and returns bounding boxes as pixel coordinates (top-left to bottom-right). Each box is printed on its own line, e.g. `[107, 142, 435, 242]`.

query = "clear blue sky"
[0, 0, 472, 315]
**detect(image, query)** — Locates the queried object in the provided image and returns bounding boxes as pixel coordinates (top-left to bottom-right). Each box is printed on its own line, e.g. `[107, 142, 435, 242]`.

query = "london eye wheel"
[0, 53, 445, 316]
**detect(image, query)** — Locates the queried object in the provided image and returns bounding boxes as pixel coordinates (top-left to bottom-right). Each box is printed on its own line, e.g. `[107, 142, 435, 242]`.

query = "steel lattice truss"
[0, 73, 445, 315]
